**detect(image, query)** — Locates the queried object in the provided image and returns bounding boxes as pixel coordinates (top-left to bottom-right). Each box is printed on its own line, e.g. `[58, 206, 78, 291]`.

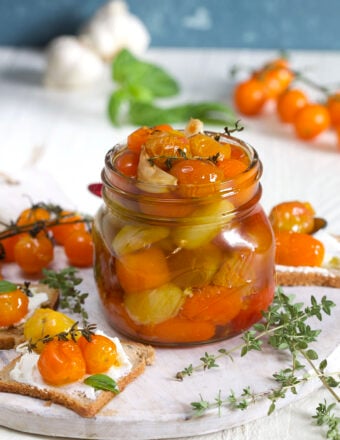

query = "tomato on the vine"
[276, 88, 308, 123]
[14, 232, 54, 274]
[233, 78, 267, 116]
[78, 334, 119, 374]
[49, 211, 86, 245]
[0, 288, 29, 327]
[64, 230, 94, 267]
[38, 339, 86, 386]
[327, 92, 340, 126]
[16, 207, 50, 226]
[293, 103, 330, 140]
[258, 65, 294, 99]
[0, 234, 22, 263]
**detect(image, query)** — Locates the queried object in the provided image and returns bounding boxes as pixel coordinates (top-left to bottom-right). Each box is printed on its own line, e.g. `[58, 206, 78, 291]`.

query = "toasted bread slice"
[276, 265, 340, 287]
[0, 341, 154, 418]
[0, 283, 59, 349]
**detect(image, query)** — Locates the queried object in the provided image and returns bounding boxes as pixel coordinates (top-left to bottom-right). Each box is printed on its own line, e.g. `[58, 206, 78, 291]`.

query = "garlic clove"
[185, 118, 205, 137]
[44, 36, 105, 89]
[79, 0, 150, 61]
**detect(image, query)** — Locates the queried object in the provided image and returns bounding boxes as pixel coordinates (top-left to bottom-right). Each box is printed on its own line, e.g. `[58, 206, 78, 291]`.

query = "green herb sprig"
[40, 267, 89, 325]
[176, 287, 339, 438]
[107, 49, 236, 127]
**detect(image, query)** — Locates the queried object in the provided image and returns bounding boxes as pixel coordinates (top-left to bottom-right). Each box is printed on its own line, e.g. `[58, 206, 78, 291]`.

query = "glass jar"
[93, 130, 275, 346]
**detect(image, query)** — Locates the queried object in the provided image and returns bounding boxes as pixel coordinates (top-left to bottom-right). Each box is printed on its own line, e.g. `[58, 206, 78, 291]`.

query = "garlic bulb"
[79, 0, 150, 61]
[44, 36, 105, 88]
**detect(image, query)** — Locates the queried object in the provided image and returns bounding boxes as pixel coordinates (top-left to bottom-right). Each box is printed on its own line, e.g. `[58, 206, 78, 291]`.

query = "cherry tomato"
[116, 246, 170, 293]
[277, 88, 308, 123]
[217, 158, 248, 178]
[0, 234, 22, 263]
[16, 207, 50, 226]
[114, 150, 139, 177]
[24, 308, 76, 353]
[233, 78, 267, 116]
[63, 230, 94, 267]
[170, 159, 224, 197]
[0, 288, 29, 327]
[14, 232, 54, 274]
[259, 66, 294, 99]
[38, 339, 86, 386]
[327, 92, 340, 126]
[293, 103, 330, 140]
[269, 201, 315, 234]
[127, 124, 174, 153]
[78, 334, 119, 374]
[189, 133, 231, 160]
[49, 211, 86, 245]
[275, 231, 325, 267]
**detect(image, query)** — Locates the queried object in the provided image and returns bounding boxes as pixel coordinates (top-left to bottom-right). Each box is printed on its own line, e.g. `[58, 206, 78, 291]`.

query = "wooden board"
[0, 260, 339, 440]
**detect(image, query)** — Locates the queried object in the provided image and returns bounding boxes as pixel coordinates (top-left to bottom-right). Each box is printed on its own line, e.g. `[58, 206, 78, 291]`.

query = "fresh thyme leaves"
[313, 400, 340, 440]
[224, 120, 244, 136]
[84, 374, 120, 394]
[177, 287, 339, 434]
[40, 267, 89, 325]
[108, 49, 236, 127]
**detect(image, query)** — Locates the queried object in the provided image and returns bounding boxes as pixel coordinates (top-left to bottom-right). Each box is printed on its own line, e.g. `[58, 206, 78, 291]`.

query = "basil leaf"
[112, 49, 179, 98]
[128, 101, 236, 126]
[108, 89, 130, 126]
[0, 280, 17, 293]
[84, 374, 120, 394]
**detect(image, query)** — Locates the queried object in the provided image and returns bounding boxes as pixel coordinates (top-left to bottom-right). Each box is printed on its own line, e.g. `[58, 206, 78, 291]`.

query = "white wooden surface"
[0, 47, 340, 440]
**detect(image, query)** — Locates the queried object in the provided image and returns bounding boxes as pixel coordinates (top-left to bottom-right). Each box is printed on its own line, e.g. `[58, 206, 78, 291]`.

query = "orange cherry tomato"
[141, 316, 215, 343]
[16, 207, 50, 226]
[0, 234, 22, 263]
[217, 158, 248, 179]
[233, 78, 267, 116]
[0, 288, 29, 327]
[293, 103, 330, 140]
[180, 285, 242, 326]
[259, 66, 294, 99]
[275, 231, 325, 267]
[14, 232, 54, 274]
[37, 339, 86, 386]
[327, 92, 340, 126]
[127, 124, 174, 153]
[269, 201, 315, 234]
[49, 211, 86, 245]
[277, 88, 308, 123]
[63, 230, 94, 267]
[169, 159, 224, 197]
[78, 334, 119, 374]
[116, 246, 170, 293]
[114, 150, 140, 178]
[188, 133, 231, 160]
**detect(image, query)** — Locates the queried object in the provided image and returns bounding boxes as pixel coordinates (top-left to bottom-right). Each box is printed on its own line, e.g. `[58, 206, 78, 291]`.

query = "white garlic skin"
[44, 36, 105, 89]
[79, 0, 150, 61]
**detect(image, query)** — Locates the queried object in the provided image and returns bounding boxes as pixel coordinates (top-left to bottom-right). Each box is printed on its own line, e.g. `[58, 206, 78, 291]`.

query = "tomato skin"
[293, 103, 330, 140]
[277, 89, 308, 123]
[269, 201, 315, 234]
[78, 334, 119, 374]
[0, 289, 29, 327]
[0, 234, 22, 263]
[275, 231, 325, 267]
[217, 158, 248, 179]
[115, 150, 139, 177]
[14, 233, 54, 274]
[189, 133, 231, 160]
[38, 339, 86, 386]
[127, 124, 174, 153]
[64, 230, 94, 267]
[259, 66, 294, 99]
[233, 78, 267, 116]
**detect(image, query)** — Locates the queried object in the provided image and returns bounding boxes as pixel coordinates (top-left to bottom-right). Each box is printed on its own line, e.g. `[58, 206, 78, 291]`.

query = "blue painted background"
[1, 0, 340, 50]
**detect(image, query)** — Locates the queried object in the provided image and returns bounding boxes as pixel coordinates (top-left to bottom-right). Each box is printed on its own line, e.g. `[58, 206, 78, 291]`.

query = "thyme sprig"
[176, 287, 339, 431]
[40, 267, 89, 325]
[313, 400, 340, 440]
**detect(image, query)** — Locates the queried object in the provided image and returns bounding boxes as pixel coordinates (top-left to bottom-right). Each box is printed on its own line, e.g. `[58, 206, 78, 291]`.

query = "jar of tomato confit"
[93, 123, 275, 346]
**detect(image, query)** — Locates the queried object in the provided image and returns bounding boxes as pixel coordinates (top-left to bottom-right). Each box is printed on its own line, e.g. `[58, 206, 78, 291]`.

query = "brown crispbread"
[0, 283, 59, 349]
[0, 341, 154, 418]
[275, 265, 340, 287]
